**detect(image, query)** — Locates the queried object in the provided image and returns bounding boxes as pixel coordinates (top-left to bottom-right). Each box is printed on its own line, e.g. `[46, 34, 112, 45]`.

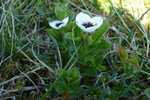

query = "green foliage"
[46, 6, 112, 77]
[87, 87, 102, 99]
[55, 5, 68, 20]
[117, 44, 139, 75]
[64, 22, 74, 33]
[55, 68, 83, 99]
[69, 87, 85, 99]
[118, 44, 128, 61]
[46, 28, 63, 42]
[84, 65, 97, 76]
[65, 32, 83, 45]
[95, 55, 103, 65]
[92, 22, 109, 42]
[87, 77, 138, 100]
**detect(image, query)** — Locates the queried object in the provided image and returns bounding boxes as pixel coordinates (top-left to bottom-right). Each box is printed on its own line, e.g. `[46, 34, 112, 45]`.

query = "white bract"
[49, 17, 69, 29]
[76, 12, 103, 33]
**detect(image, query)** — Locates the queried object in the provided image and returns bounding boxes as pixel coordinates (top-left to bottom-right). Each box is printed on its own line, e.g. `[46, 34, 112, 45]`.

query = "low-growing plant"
[117, 44, 139, 75]
[42, 3, 112, 100]
[55, 68, 84, 99]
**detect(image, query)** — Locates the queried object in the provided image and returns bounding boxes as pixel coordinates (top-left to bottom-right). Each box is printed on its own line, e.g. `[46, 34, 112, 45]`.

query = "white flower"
[49, 17, 69, 29]
[76, 12, 103, 33]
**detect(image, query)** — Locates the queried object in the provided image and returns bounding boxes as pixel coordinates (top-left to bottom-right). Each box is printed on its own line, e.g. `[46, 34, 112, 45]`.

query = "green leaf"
[118, 44, 128, 61]
[87, 36, 94, 47]
[130, 50, 139, 59]
[145, 88, 150, 99]
[68, 68, 81, 79]
[127, 58, 138, 64]
[65, 32, 82, 45]
[96, 64, 106, 71]
[85, 55, 95, 66]
[96, 39, 112, 50]
[85, 48, 103, 55]
[84, 39, 112, 55]
[95, 55, 103, 65]
[114, 93, 125, 100]
[88, 39, 112, 51]
[46, 17, 55, 22]
[64, 22, 74, 33]
[54, 80, 67, 93]
[55, 6, 68, 20]
[84, 66, 97, 76]
[73, 26, 83, 38]
[65, 32, 73, 40]
[101, 77, 106, 83]
[74, 37, 83, 45]
[56, 69, 68, 80]
[55, 6, 64, 16]
[66, 76, 74, 84]
[92, 22, 109, 42]
[120, 76, 125, 89]
[76, 75, 82, 80]
[58, 11, 68, 20]
[70, 87, 85, 99]
[69, 78, 81, 90]
[46, 28, 62, 41]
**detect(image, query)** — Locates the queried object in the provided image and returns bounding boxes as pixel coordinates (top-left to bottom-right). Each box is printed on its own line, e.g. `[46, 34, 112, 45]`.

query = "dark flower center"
[56, 22, 63, 27]
[82, 22, 94, 28]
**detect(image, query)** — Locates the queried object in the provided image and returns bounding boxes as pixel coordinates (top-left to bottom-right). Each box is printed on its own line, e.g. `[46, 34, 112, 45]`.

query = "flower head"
[76, 12, 103, 33]
[49, 17, 69, 29]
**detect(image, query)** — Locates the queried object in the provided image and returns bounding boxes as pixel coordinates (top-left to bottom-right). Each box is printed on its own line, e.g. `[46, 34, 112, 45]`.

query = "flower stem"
[58, 29, 65, 43]
[58, 29, 67, 50]
[81, 44, 85, 72]
[81, 33, 88, 71]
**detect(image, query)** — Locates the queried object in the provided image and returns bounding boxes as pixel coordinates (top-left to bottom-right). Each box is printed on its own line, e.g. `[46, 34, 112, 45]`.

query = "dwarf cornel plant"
[41, 3, 112, 100]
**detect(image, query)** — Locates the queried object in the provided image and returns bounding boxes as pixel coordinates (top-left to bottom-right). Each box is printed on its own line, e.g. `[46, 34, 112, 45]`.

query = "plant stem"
[60, 29, 68, 50]
[81, 33, 88, 72]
